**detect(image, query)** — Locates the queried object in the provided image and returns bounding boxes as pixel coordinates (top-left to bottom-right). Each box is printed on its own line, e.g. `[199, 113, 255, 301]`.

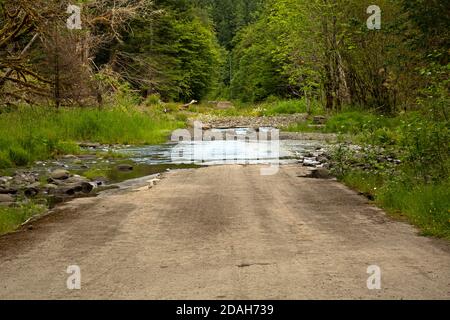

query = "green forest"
[1, 0, 448, 107]
[0, 0, 449, 238]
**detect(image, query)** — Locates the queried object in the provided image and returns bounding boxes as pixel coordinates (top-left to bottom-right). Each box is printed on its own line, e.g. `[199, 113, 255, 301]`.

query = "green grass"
[341, 170, 450, 239]
[189, 98, 324, 118]
[340, 170, 385, 196]
[283, 120, 324, 132]
[282, 108, 401, 138]
[378, 180, 450, 239]
[0, 105, 185, 169]
[0, 103, 185, 234]
[325, 106, 449, 240]
[0, 204, 46, 235]
[323, 111, 400, 135]
[267, 104, 398, 134]
[260, 99, 323, 116]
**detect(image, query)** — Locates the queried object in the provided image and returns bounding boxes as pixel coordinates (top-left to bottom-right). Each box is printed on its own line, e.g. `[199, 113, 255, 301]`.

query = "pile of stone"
[195, 114, 308, 129]
[0, 169, 98, 207]
[329, 144, 402, 171]
[297, 148, 330, 169]
[46, 170, 97, 196]
[0, 171, 40, 206]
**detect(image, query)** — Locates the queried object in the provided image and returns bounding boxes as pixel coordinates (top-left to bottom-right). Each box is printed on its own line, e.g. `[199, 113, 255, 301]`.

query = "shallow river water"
[25, 128, 328, 185]
[122, 127, 325, 166]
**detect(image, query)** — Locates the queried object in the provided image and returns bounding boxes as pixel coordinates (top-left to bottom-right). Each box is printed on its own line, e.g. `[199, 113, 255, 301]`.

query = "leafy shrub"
[265, 95, 280, 104]
[328, 108, 450, 239]
[399, 115, 449, 181]
[144, 94, 162, 106]
[370, 128, 398, 145]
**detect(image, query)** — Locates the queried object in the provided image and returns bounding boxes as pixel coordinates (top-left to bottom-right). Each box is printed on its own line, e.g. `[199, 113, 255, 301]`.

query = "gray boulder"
[0, 187, 17, 195]
[55, 182, 94, 196]
[0, 176, 12, 184]
[44, 184, 59, 190]
[50, 169, 70, 180]
[24, 182, 40, 197]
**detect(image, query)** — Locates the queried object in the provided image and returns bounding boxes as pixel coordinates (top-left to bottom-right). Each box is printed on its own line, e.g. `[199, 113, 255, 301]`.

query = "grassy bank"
[0, 105, 185, 169]
[0, 103, 185, 235]
[341, 170, 450, 239]
[270, 99, 449, 239]
[0, 203, 46, 235]
[189, 98, 323, 117]
[322, 109, 449, 240]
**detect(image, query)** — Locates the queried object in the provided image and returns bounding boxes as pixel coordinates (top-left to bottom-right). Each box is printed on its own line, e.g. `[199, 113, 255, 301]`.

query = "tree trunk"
[53, 29, 61, 109]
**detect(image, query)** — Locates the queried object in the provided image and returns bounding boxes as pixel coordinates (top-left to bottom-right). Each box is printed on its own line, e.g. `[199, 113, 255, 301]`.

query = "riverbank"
[1, 103, 448, 240]
[0, 105, 185, 170]
[0, 104, 185, 233]
[0, 110, 331, 235]
[205, 101, 448, 241]
[283, 109, 450, 240]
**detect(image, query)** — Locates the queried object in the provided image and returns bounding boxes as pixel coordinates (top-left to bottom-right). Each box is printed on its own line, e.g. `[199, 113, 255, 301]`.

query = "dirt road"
[0, 165, 449, 299]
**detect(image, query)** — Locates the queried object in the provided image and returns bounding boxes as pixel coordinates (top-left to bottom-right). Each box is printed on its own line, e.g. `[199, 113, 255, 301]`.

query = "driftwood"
[180, 99, 198, 110]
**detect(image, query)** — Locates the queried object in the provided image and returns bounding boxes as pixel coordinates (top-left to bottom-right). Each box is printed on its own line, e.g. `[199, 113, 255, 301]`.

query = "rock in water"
[50, 169, 70, 180]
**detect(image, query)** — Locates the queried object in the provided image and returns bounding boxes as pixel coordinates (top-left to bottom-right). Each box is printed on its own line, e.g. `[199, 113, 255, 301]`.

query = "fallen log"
[179, 100, 198, 110]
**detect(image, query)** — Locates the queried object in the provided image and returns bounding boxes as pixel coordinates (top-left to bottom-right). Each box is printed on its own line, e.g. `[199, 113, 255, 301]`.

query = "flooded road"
[122, 127, 327, 166]
[30, 128, 327, 173]
[2, 127, 330, 208]
[123, 139, 325, 166]
[1, 127, 449, 300]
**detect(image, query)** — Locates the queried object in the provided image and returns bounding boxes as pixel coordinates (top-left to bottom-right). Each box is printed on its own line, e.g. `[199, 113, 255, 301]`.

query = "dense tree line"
[1, 0, 448, 110]
[0, 0, 223, 106]
[113, 0, 223, 101]
[195, 0, 264, 50]
[228, 0, 449, 115]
